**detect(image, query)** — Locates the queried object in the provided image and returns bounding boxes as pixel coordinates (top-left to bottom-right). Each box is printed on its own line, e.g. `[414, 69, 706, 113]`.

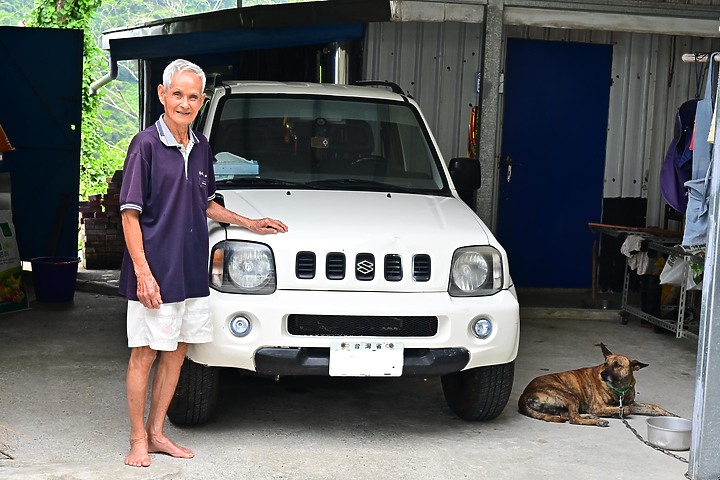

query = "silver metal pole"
[334, 42, 349, 85]
[688, 65, 720, 479]
[682, 53, 720, 63]
[476, 0, 504, 231]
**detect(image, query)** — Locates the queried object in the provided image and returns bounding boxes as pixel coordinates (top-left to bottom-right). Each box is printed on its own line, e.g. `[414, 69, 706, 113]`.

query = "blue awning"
[90, 0, 390, 94]
[108, 22, 366, 61]
[100, 0, 390, 60]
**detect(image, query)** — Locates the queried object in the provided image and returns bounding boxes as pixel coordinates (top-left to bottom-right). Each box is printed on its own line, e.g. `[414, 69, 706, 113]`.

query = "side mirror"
[212, 192, 229, 228]
[449, 157, 481, 209]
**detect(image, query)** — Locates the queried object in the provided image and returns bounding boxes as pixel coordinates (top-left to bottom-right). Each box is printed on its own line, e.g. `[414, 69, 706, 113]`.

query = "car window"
[208, 94, 449, 195]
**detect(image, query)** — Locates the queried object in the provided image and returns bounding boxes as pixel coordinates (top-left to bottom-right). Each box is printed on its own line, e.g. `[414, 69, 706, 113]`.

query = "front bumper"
[188, 288, 520, 374]
[254, 347, 470, 376]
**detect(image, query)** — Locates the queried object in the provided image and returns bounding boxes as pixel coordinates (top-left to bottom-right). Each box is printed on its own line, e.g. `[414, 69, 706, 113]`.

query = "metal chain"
[618, 398, 720, 479]
[618, 396, 689, 464]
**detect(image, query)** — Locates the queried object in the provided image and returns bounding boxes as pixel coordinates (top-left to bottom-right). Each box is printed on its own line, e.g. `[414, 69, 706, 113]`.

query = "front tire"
[167, 358, 219, 426]
[441, 361, 515, 421]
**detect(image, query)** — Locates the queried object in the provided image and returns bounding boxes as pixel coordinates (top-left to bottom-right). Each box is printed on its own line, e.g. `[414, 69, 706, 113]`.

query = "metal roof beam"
[505, 3, 720, 37]
[389, 0, 720, 36]
[390, 0, 485, 22]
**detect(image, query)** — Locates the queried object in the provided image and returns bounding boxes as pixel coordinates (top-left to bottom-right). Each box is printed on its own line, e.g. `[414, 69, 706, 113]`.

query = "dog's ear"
[631, 360, 649, 371]
[600, 343, 612, 358]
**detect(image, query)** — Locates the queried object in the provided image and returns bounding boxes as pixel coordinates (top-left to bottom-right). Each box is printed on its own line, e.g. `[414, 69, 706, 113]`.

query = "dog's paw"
[596, 419, 610, 427]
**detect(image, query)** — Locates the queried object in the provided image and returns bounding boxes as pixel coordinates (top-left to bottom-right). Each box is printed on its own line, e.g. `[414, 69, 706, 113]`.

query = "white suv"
[167, 80, 520, 424]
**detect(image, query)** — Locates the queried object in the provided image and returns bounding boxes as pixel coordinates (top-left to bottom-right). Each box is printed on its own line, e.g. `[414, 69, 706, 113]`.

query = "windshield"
[208, 94, 450, 195]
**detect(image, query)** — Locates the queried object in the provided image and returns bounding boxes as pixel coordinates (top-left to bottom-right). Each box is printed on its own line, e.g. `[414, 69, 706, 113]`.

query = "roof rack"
[354, 80, 407, 96]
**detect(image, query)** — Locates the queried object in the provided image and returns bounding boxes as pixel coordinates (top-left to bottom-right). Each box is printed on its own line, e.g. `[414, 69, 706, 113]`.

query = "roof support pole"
[687, 65, 720, 480]
[317, 41, 350, 84]
[475, 0, 504, 230]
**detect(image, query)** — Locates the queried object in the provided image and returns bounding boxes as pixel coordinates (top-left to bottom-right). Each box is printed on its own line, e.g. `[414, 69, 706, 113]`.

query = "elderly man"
[120, 59, 287, 468]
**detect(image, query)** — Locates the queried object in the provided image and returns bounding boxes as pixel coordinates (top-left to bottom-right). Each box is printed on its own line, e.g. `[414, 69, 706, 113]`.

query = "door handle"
[499, 155, 520, 182]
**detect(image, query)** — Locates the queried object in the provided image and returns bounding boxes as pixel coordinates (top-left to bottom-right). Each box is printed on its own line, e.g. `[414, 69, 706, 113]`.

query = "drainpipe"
[89, 57, 118, 96]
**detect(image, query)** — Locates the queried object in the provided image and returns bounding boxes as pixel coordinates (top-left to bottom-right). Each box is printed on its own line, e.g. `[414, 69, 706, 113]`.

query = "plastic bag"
[0, 210, 29, 312]
[659, 245, 704, 290]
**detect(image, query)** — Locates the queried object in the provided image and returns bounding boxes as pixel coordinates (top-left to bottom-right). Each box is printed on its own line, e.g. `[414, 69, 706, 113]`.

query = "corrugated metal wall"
[364, 21, 483, 161]
[365, 21, 720, 227]
[607, 33, 720, 226]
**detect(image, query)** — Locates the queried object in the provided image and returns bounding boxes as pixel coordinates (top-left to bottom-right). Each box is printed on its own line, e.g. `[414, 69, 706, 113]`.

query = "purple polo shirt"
[119, 117, 216, 303]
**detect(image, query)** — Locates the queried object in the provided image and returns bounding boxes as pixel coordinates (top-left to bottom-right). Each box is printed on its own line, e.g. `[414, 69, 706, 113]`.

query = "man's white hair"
[162, 59, 206, 91]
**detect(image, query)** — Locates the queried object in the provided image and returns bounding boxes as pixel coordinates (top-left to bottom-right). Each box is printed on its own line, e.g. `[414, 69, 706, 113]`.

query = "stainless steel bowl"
[646, 417, 692, 451]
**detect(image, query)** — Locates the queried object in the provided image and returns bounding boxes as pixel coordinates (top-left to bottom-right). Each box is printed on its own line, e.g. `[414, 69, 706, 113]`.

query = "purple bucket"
[30, 256, 80, 302]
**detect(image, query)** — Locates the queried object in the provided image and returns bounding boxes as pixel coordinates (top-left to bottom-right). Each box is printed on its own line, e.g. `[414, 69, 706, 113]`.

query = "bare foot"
[147, 434, 195, 459]
[125, 437, 151, 467]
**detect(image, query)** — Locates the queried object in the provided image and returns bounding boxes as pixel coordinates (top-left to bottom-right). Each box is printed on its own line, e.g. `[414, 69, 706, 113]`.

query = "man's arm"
[206, 200, 288, 234]
[121, 209, 163, 309]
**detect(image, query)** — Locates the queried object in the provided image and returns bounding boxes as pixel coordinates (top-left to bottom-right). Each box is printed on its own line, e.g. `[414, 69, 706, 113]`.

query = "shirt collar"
[155, 115, 199, 148]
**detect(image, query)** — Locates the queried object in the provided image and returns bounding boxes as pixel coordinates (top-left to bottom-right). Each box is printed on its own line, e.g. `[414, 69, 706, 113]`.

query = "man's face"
[157, 71, 206, 131]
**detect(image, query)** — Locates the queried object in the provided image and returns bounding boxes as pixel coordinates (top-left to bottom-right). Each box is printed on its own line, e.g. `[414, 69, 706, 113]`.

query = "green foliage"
[29, 0, 102, 28]
[0, 1, 31, 25]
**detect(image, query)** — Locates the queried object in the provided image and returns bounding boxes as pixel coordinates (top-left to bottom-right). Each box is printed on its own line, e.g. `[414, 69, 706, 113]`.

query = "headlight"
[449, 246, 503, 297]
[210, 240, 276, 294]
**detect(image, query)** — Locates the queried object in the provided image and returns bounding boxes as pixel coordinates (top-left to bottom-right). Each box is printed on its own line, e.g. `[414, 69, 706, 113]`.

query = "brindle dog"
[518, 343, 673, 426]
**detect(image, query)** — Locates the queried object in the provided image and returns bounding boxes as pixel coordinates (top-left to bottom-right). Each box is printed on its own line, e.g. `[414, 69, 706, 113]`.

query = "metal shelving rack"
[588, 223, 701, 339]
[620, 241, 701, 339]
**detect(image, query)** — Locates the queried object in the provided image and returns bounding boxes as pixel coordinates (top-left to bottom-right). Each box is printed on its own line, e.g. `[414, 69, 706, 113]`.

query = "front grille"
[294, 251, 431, 282]
[296, 251, 316, 279]
[413, 254, 431, 281]
[384, 254, 402, 281]
[326, 252, 346, 280]
[287, 314, 438, 337]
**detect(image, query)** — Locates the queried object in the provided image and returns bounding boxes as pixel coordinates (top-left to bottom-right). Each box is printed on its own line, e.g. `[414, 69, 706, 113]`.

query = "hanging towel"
[620, 235, 650, 274]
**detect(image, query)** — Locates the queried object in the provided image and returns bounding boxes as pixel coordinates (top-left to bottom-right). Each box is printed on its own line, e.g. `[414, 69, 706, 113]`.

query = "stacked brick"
[79, 170, 125, 269]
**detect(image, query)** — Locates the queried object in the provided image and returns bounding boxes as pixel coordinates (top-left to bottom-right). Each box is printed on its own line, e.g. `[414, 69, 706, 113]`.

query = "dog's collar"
[606, 380, 635, 397]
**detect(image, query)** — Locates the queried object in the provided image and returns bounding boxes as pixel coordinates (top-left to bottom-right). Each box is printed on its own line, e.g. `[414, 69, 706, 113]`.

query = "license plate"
[329, 341, 404, 377]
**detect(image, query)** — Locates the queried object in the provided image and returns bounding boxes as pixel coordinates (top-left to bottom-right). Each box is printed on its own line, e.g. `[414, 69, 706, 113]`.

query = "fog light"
[229, 315, 252, 337]
[471, 317, 492, 339]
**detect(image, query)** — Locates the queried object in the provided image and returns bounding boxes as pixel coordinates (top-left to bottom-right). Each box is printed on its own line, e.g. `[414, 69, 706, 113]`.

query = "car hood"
[211, 189, 503, 291]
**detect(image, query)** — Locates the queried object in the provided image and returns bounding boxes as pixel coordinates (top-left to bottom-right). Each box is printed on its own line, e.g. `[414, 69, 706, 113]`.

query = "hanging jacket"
[660, 99, 697, 213]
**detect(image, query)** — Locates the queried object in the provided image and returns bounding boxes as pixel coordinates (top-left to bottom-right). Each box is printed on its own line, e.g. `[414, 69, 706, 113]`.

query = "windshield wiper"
[215, 177, 306, 188]
[305, 178, 416, 194]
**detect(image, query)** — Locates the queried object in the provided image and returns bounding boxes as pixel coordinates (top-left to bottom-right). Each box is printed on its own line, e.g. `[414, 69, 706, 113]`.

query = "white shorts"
[127, 297, 213, 351]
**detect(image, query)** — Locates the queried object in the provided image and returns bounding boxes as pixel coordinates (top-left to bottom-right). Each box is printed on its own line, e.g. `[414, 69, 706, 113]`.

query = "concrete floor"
[0, 270, 700, 480]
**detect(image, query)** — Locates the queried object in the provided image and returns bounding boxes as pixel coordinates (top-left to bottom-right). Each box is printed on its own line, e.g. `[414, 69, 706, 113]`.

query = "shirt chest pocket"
[193, 172, 210, 210]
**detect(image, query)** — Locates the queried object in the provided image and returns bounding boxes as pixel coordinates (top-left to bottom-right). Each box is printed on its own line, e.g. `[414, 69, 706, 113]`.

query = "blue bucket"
[30, 256, 80, 302]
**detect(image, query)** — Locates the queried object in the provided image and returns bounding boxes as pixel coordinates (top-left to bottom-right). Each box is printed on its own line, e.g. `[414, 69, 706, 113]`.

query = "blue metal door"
[497, 39, 612, 288]
[0, 27, 83, 259]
